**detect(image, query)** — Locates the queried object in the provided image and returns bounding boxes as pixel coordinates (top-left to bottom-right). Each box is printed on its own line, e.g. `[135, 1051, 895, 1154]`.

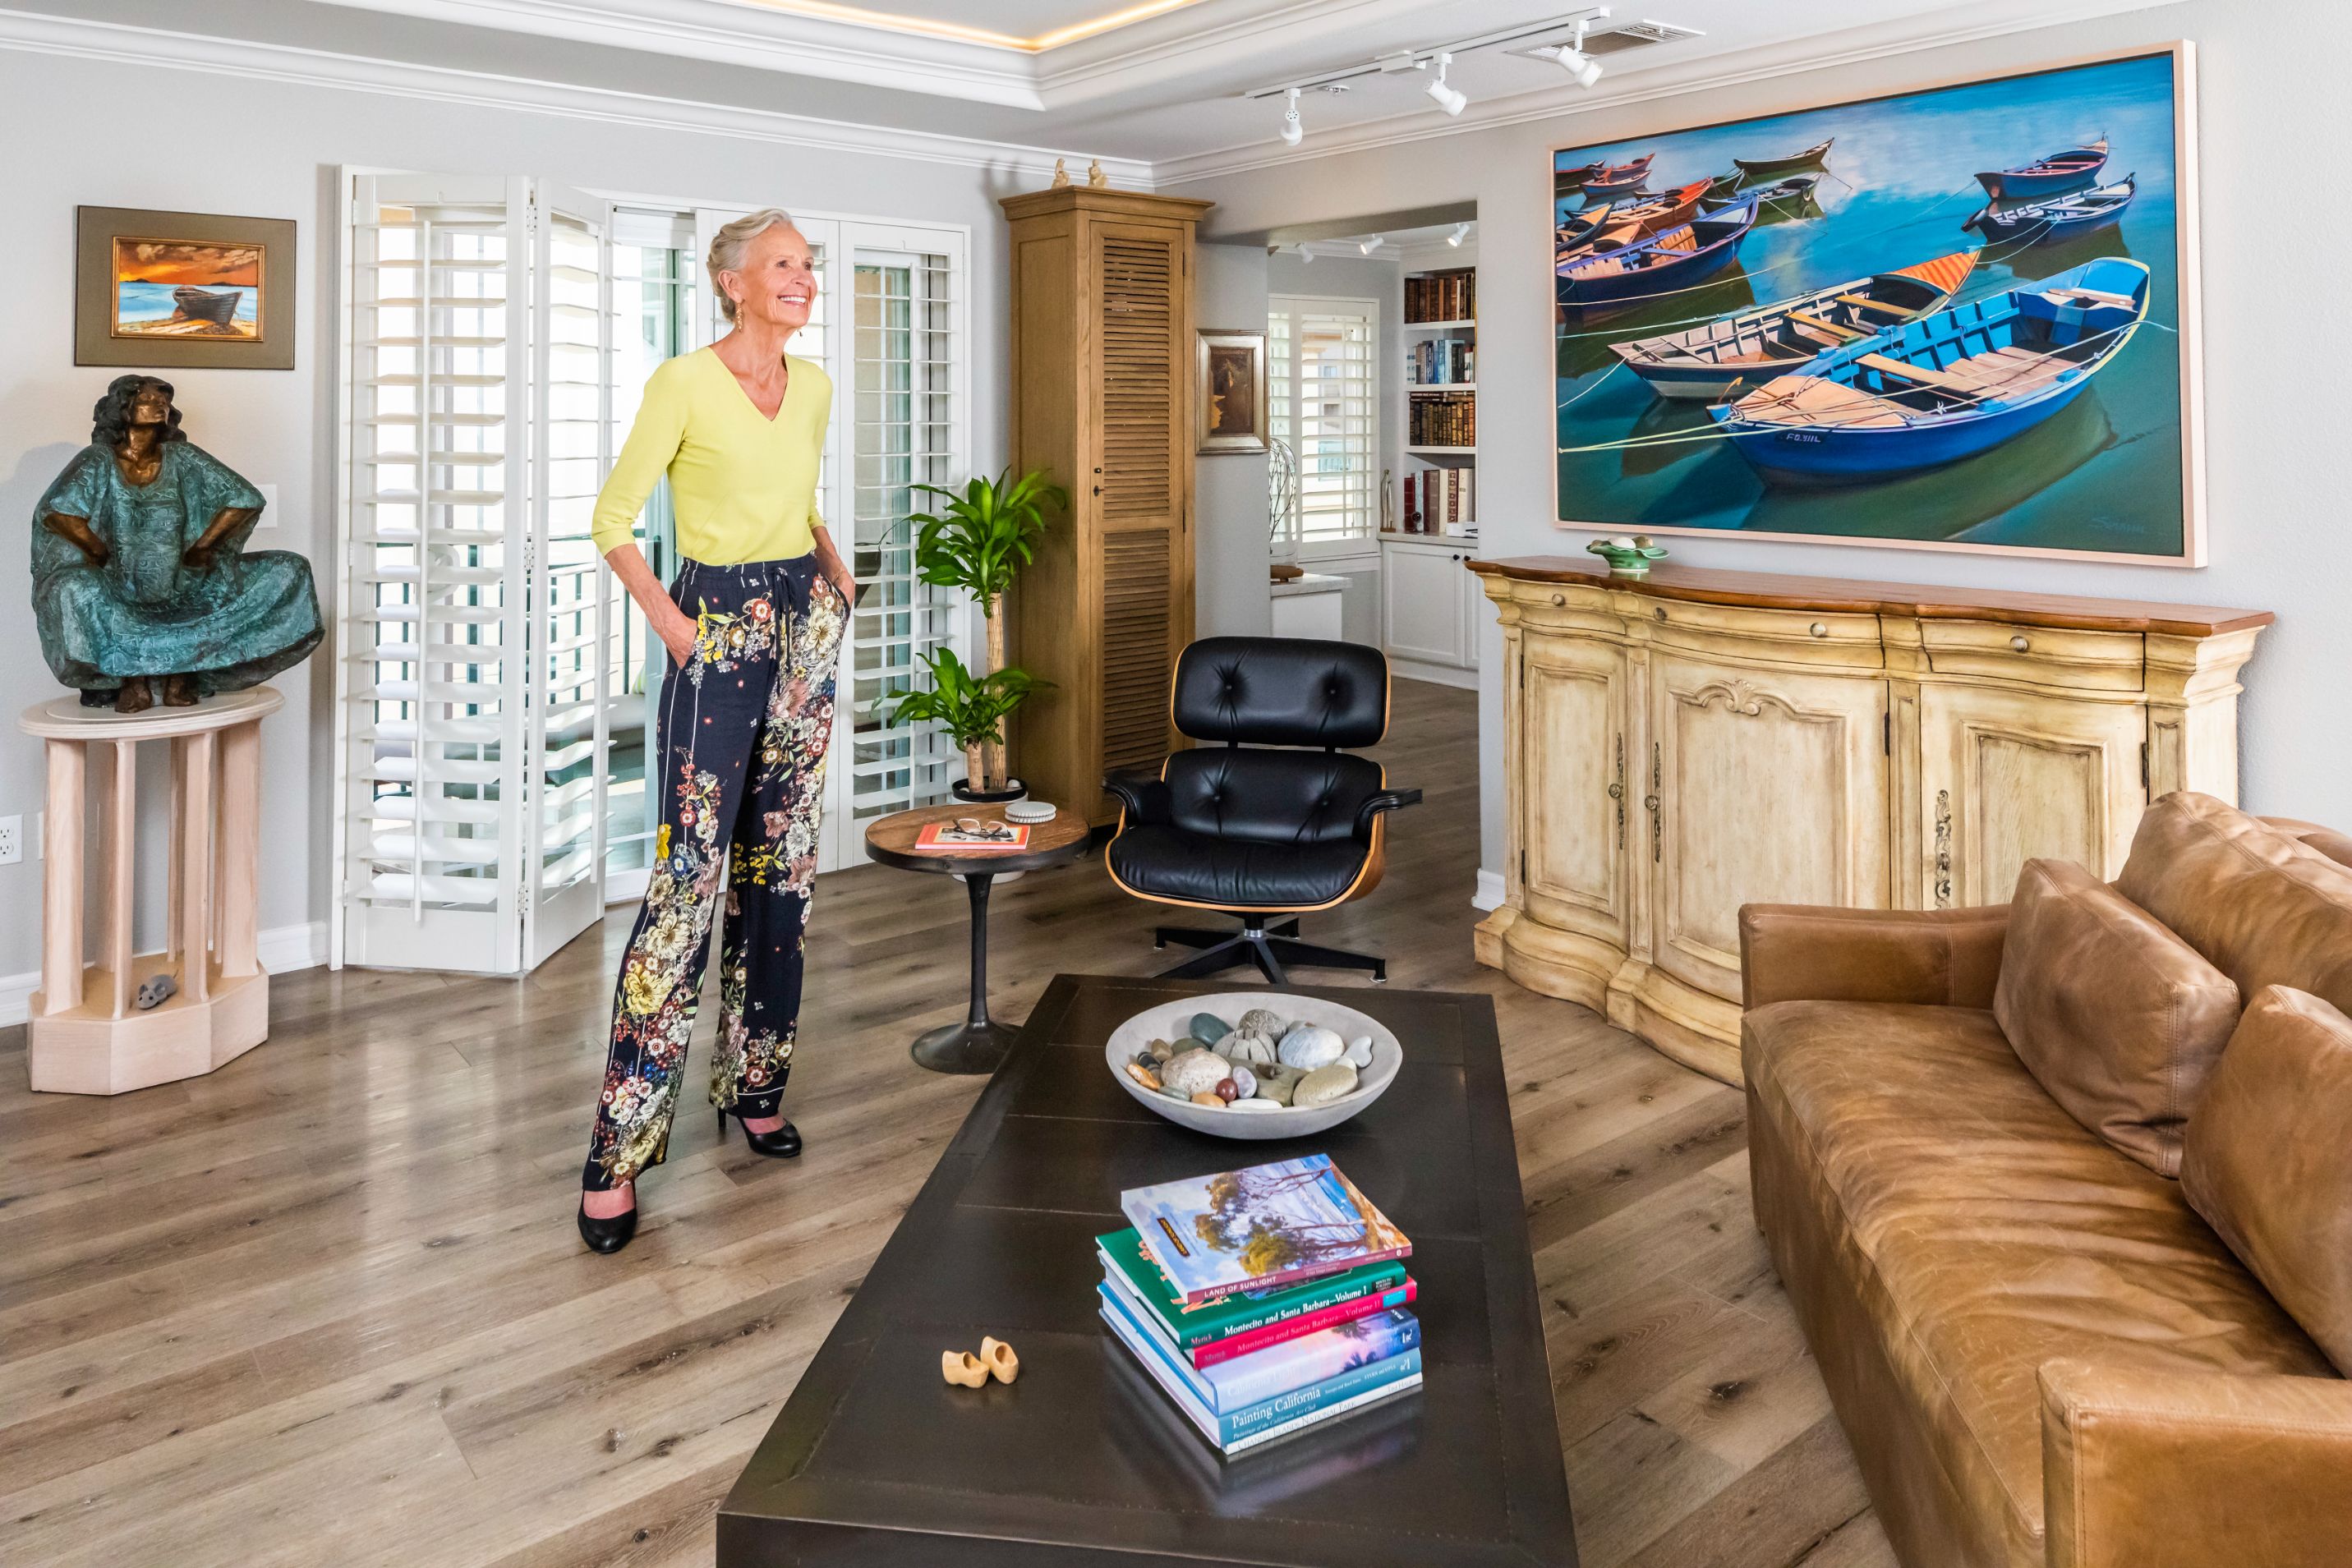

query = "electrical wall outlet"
[0, 815, 20, 867]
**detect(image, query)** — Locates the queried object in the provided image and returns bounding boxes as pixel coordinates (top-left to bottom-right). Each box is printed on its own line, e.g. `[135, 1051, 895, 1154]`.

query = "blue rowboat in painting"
[1609, 249, 1977, 402]
[1974, 136, 2109, 199]
[1581, 155, 1656, 199]
[1966, 174, 2136, 243]
[1558, 195, 1759, 314]
[1705, 256, 2151, 482]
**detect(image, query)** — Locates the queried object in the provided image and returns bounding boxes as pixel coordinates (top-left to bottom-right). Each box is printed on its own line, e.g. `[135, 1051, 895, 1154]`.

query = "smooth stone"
[1158, 1085, 1193, 1102]
[1254, 1065, 1300, 1106]
[1189, 1013, 1233, 1046]
[1225, 1098, 1282, 1113]
[1214, 1029, 1276, 1065]
[1228, 1064, 1258, 1101]
[1343, 1034, 1374, 1068]
[1147, 1037, 1176, 1063]
[1190, 1091, 1227, 1108]
[1125, 1062, 1162, 1092]
[1237, 1007, 1286, 1038]
[1292, 1061, 1359, 1109]
[1162, 1047, 1231, 1097]
[1276, 1024, 1344, 1071]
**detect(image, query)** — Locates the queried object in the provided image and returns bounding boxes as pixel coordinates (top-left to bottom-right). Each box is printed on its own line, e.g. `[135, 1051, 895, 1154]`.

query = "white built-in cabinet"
[1379, 536, 1482, 684]
[1474, 559, 2271, 1083]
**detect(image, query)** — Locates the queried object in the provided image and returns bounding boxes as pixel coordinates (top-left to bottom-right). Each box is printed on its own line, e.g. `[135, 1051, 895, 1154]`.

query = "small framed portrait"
[76, 206, 297, 370]
[1196, 329, 1267, 453]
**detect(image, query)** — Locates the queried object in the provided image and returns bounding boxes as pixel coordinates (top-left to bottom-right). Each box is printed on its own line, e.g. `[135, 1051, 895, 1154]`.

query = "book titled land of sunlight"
[1118, 1154, 1412, 1307]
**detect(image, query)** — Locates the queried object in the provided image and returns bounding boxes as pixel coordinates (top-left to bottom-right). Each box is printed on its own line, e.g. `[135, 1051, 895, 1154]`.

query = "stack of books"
[1097, 1153, 1420, 1456]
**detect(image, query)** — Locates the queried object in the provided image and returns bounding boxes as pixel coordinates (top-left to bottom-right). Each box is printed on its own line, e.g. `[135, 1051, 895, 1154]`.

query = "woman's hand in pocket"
[823, 563, 857, 609]
[656, 607, 700, 667]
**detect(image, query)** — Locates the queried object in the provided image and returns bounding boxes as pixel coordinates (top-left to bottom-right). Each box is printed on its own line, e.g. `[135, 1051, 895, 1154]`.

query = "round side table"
[21, 687, 282, 1095]
[865, 802, 1089, 1074]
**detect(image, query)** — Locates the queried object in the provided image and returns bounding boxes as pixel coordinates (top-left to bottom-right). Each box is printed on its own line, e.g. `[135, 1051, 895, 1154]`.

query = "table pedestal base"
[30, 962, 269, 1096]
[910, 1018, 1022, 1075]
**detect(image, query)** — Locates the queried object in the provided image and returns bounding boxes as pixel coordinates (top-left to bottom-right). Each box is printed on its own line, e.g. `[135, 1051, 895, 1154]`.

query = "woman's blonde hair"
[707, 207, 800, 324]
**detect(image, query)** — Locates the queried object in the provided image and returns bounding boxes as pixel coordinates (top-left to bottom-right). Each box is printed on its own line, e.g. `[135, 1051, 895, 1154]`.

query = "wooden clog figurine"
[979, 1336, 1020, 1386]
[941, 1350, 989, 1388]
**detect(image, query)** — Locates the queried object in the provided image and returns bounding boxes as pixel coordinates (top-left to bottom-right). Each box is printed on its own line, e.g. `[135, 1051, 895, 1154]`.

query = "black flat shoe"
[577, 1198, 637, 1254]
[720, 1106, 803, 1159]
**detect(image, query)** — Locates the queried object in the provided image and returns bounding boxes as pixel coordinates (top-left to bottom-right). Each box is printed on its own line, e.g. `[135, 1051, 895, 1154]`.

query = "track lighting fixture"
[1279, 86, 1304, 146]
[1448, 222, 1472, 247]
[1423, 52, 1466, 117]
[1359, 237, 1384, 255]
[1551, 20, 1604, 89]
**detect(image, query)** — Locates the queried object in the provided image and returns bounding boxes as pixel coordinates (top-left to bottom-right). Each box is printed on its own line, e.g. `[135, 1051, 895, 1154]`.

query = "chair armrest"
[2041, 1359, 2352, 1568]
[1354, 788, 1423, 843]
[1738, 903, 2009, 1011]
[1102, 769, 1171, 827]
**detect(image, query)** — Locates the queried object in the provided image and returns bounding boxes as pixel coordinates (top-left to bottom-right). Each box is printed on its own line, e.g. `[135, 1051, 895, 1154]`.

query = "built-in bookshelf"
[1400, 265, 1475, 537]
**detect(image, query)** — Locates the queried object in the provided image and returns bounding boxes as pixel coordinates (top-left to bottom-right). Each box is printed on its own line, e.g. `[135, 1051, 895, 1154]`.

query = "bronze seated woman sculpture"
[33, 375, 322, 714]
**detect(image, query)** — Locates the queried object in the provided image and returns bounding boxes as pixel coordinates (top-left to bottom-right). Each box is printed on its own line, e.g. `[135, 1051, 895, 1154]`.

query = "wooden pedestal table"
[21, 687, 281, 1095]
[864, 802, 1089, 1074]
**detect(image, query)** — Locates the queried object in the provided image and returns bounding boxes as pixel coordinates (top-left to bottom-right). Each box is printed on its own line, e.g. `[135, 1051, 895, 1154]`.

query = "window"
[1268, 297, 1379, 555]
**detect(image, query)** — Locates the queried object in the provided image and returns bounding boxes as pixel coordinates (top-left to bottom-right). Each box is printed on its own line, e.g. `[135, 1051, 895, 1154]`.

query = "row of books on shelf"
[1102, 1154, 1420, 1457]
[1407, 337, 1475, 386]
[1409, 394, 1475, 448]
[1404, 467, 1475, 531]
[1405, 269, 1475, 324]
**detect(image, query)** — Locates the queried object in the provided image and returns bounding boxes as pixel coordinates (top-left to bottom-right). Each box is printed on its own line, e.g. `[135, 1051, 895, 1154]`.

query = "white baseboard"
[0, 920, 329, 1028]
[1474, 868, 1506, 913]
[1388, 658, 1480, 691]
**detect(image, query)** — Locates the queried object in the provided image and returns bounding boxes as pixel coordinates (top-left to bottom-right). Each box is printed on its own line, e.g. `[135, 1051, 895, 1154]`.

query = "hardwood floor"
[0, 679, 1895, 1568]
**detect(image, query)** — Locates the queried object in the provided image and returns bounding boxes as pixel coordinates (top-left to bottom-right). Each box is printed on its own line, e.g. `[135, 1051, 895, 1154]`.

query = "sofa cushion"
[2118, 793, 2352, 1018]
[2184, 986, 2352, 1377]
[1994, 858, 2240, 1175]
[1745, 1000, 2332, 1565]
[2263, 816, 2352, 871]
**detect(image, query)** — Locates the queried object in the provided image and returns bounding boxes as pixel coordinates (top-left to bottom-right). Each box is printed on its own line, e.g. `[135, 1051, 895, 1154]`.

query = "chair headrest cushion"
[1171, 637, 1388, 747]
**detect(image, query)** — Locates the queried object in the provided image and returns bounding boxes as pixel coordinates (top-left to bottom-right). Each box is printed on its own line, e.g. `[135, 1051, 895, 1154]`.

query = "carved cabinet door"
[1647, 655, 1891, 1002]
[1917, 684, 2147, 908]
[1519, 632, 1632, 948]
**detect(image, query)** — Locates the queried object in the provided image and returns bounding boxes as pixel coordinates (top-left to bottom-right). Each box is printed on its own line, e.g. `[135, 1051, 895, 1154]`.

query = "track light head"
[1358, 236, 1384, 255]
[1279, 85, 1304, 146]
[1424, 52, 1466, 117]
[1552, 21, 1604, 89]
[1448, 221, 1472, 247]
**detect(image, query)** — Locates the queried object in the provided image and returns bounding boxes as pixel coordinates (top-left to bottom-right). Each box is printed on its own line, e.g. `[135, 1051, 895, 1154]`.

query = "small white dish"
[1105, 992, 1401, 1140]
[1006, 798, 1057, 824]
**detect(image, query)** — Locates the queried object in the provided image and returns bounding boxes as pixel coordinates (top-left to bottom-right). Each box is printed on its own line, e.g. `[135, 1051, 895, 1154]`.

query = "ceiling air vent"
[1507, 18, 1702, 64]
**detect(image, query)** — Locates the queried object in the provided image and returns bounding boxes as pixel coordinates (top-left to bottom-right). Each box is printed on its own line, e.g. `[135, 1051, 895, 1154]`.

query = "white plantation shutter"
[1269, 297, 1379, 553]
[334, 171, 613, 973]
[841, 234, 962, 858]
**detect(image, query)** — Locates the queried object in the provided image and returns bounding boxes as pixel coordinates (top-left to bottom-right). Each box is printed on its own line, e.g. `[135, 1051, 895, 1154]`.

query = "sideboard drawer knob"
[1654, 606, 1668, 622]
[2009, 634, 2031, 653]
[1809, 622, 1827, 638]
[1550, 593, 1566, 606]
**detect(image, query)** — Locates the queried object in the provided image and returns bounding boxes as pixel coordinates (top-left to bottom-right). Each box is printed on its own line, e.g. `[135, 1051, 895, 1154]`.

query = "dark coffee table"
[718, 974, 1577, 1567]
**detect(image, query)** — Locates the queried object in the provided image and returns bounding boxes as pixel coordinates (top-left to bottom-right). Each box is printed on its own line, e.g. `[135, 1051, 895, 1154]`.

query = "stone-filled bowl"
[1103, 991, 1402, 1140]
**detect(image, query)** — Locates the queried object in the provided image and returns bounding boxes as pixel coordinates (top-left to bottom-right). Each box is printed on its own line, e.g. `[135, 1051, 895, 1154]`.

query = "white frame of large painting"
[1549, 42, 2203, 567]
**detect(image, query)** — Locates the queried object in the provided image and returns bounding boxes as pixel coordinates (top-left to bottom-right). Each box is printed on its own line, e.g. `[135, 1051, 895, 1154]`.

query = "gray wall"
[1194, 243, 1273, 637]
[0, 44, 1027, 990]
[1170, 0, 2348, 877]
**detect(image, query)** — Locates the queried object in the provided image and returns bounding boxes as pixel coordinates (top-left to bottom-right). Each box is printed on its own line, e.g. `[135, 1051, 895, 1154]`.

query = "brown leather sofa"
[1739, 794, 2352, 1568]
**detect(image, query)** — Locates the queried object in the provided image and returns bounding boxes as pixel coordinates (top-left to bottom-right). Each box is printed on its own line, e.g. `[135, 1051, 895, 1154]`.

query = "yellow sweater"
[589, 347, 832, 563]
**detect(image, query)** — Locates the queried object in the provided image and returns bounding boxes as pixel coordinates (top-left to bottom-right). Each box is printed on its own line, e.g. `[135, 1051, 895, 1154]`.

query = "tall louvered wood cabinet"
[999, 186, 1212, 825]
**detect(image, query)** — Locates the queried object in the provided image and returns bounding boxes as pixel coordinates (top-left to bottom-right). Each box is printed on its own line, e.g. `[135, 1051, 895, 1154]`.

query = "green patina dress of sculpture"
[32, 441, 323, 701]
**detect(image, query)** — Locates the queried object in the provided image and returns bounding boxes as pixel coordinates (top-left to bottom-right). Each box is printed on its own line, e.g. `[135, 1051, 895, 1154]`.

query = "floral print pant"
[583, 554, 845, 1190]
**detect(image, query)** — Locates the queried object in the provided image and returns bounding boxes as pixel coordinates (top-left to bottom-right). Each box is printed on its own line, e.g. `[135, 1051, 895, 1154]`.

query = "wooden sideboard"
[1471, 558, 2272, 1083]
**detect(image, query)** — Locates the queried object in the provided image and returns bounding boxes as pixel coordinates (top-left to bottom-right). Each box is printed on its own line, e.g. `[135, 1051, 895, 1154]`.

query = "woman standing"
[578, 209, 856, 1253]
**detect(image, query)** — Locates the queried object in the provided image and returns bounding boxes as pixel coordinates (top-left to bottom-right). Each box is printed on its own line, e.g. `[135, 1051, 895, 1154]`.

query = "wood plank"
[0, 683, 1894, 1567]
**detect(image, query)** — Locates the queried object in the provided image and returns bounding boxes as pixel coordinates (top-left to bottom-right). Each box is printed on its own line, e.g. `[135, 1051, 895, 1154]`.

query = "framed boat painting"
[76, 207, 297, 370]
[1552, 44, 2203, 564]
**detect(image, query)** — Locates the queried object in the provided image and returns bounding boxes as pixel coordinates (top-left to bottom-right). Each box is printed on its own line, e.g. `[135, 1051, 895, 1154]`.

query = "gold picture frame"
[1195, 329, 1267, 453]
[76, 206, 297, 370]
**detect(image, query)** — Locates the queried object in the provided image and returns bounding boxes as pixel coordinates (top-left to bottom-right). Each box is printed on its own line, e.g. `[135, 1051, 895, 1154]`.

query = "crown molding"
[1153, 0, 2170, 187]
[0, 7, 1152, 185]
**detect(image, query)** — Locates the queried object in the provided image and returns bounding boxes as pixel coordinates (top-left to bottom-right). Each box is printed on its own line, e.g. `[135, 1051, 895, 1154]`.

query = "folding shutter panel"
[522, 185, 613, 968]
[337, 172, 532, 973]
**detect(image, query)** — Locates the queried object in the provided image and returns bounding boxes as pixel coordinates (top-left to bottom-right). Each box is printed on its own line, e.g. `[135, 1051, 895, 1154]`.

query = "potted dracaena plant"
[896, 467, 1068, 798]
[880, 649, 1050, 802]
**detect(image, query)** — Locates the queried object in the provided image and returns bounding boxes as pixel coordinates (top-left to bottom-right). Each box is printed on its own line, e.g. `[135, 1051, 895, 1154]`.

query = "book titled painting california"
[1119, 1155, 1411, 1306]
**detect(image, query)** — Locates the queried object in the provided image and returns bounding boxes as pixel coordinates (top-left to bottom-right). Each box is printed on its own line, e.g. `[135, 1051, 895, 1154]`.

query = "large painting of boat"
[1551, 45, 2201, 563]
[113, 237, 264, 340]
